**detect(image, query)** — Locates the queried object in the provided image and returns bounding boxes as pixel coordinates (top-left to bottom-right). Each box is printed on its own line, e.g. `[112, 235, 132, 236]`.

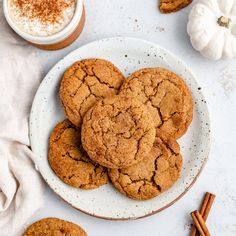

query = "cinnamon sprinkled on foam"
[13, 0, 74, 24]
[8, 0, 76, 36]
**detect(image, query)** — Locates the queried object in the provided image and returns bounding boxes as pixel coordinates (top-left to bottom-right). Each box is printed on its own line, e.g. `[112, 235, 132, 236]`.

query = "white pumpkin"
[187, 0, 236, 60]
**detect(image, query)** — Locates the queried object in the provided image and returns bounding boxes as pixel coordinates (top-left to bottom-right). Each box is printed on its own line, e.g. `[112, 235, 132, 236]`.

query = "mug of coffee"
[3, 0, 85, 50]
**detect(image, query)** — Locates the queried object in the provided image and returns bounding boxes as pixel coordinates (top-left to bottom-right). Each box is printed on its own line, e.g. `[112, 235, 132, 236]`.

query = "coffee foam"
[8, 0, 76, 37]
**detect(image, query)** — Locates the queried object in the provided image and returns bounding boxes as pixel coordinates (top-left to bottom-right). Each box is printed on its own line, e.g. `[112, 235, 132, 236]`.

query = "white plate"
[30, 37, 211, 220]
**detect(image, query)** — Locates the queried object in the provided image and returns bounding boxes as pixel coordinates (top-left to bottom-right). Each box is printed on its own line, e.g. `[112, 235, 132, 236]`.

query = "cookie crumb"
[159, 0, 193, 13]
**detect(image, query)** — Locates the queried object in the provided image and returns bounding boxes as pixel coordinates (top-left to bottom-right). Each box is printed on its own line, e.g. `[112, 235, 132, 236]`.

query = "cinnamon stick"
[191, 192, 215, 236]
[191, 211, 211, 236]
[191, 211, 206, 236]
[202, 193, 215, 221]
[200, 192, 211, 216]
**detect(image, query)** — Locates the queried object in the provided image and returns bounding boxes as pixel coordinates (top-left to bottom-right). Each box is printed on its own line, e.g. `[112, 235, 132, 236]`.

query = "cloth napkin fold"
[0, 2, 44, 235]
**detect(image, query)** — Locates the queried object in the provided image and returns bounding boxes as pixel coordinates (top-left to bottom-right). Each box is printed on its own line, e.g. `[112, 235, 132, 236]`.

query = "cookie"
[23, 217, 87, 236]
[108, 130, 183, 200]
[81, 95, 156, 169]
[48, 119, 108, 189]
[119, 68, 193, 138]
[59, 58, 125, 127]
[159, 0, 192, 13]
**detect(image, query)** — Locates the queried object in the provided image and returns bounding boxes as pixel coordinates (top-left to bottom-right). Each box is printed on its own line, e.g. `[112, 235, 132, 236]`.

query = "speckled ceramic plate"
[30, 37, 211, 220]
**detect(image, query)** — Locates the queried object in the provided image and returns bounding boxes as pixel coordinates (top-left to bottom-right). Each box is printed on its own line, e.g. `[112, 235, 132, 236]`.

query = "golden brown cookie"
[159, 0, 192, 13]
[60, 58, 125, 127]
[23, 217, 87, 236]
[81, 95, 156, 169]
[48, 119, 108, 189]
[119, 68, 193, 138]
[108, 130, 183, 200]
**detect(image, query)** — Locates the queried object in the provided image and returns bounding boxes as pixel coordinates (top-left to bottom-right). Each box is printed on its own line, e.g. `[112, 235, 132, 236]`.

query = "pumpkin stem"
[217, 16, 231, 28]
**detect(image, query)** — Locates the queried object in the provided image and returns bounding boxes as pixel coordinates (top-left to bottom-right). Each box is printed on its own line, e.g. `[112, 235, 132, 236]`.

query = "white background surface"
[29, 0, 236, 235]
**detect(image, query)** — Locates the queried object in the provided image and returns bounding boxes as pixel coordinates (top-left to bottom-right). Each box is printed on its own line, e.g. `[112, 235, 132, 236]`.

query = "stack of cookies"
[48, 58, 193, 200]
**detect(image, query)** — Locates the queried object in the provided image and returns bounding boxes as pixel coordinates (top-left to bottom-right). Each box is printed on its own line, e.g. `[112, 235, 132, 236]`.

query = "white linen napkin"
[0, 2, 44, 235]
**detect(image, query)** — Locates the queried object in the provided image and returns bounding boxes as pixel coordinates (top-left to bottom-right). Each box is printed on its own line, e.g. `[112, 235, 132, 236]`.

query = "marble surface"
[29, 0, 236, 235]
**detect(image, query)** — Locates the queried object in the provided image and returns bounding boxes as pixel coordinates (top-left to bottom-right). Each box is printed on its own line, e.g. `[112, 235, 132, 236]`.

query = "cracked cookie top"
[48, 119, 108, 189]
[108, 130, 183, 200]
[59, 58, 125, 127]
[81, 95, 156, 169]
[119, 68, 193, 138]
[23, 218, 87, 236]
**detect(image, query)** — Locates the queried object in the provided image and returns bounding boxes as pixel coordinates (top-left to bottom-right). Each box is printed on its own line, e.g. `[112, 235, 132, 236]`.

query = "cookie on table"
[48, 119, 108, 189]
[60, 58, 125, 127]
[119, 68, 193, 138]
[81, 95, 156, 169]
[108, 130, 183, 200]
[23, 217, 87, 236]
[159, 0, 192, 13]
